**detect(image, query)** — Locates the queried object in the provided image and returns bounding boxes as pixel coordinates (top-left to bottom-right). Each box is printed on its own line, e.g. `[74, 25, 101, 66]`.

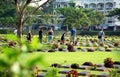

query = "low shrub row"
[79, 31, 120, 36]
[0, 29, 13, 34]
[1, 29, 120, 36]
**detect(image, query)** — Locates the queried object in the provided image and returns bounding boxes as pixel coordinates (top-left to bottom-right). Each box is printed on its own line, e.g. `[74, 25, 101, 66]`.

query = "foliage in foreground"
[0, 35, 46, 77]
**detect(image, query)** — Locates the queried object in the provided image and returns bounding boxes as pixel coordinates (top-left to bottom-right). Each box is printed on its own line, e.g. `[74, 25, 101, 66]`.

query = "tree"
[107, 8, 120, 20]
[11, 0, 49, 40]
[0, 0, 16, 27]
[57, 7, 104, 30]
[107, 8, 120, 31]
[57, 7, 90, 29]
[82, 9, 105, 30]
[41, 0, 56, 14]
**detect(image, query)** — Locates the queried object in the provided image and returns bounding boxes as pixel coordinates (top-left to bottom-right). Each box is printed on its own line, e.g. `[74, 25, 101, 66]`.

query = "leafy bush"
[87, 48, 95, 52]
[52, 43, 59, 49]
[51, 63, 61, 68]
[45, 68, 59, 77]
[113, 61, 120, 65]
[48, 49, 55, 52]
[114, 42, 119, 47]
[104, 58, 114, 68]
[82, 62, 93, 66]
[0, 29, 11, 34]
[71, 63, 79, 69]
[79, 31, 120, 36]
[0, 35, 45, 77]
[67, 44, 75, 52]
[67, 70, 78, 77]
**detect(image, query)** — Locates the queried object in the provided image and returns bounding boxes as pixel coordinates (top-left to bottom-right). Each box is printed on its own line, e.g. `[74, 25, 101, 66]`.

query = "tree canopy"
[57, 7, 105, 29]
[107, 8, 120, 20]
[0, 0, 16, 26]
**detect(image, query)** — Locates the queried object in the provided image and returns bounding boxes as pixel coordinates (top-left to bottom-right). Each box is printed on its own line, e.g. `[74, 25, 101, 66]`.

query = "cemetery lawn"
[31, 50, 120, 66]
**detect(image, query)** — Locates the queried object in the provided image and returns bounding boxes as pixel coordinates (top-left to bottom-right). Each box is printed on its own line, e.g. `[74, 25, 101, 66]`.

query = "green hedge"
[79, 31, 120, 36]
[0, 29, 13, 34]
[0, 29, 120, 36]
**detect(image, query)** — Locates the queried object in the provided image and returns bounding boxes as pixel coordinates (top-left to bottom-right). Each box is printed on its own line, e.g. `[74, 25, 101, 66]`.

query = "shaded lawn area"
[31, 50, 120, 66]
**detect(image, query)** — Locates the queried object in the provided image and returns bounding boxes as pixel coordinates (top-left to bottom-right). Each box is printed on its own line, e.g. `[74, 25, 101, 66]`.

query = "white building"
[55, 0, 82, 8]
[55, 0, 120, 28]
[81, 0, 120, 27]
[29, 0, 48, 7]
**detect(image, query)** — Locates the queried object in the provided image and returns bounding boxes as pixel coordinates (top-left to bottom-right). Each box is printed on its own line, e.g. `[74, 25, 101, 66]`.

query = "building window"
[84, 4, 88, 8]
[108, 21, 112, 23]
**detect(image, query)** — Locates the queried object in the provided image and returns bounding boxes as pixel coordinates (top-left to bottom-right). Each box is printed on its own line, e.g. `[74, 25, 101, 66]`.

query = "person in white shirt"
[14, 28, 17, 36]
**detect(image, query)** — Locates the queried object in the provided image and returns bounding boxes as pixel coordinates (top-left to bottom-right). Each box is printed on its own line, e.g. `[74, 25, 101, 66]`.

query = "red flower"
[53, 44, 59, 48]
[9, 41, 16, 47]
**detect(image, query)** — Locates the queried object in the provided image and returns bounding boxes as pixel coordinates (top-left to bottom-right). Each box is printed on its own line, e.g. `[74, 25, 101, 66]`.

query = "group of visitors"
[25, 27, 76, 44]
[14, 27, 105, 44]
[60, 27, 76, 45]
[27, 27, 54, 43]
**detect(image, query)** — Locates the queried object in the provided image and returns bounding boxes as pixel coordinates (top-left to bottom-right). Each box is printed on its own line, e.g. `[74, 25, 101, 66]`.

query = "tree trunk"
[17, 18, 23, 41]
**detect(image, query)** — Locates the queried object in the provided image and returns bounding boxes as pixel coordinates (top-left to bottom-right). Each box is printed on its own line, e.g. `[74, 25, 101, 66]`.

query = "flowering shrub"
[104, 58, 113, 68]
[67, 44, 75, 52]
[53, 43, 59, 49]
[67, 70, 78, 77]
[8, 41, 16, 47]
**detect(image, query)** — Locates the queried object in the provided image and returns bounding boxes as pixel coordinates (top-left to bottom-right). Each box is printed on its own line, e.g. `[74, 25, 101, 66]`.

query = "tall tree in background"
[57, 7, 90, 29]
[82, 9, 105, 30]
[41, 0, 56, 14]
[57, 7, 105, 30]
[13, 0, 49, 40]
[107, 8, 120, 20]
[0, 0, 16, 27]
[107, 8, 120, 31]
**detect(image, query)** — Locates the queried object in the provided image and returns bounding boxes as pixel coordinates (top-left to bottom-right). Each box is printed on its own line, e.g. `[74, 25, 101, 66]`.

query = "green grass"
[31, 51, 120, 66]
[30, 51, 120, 76]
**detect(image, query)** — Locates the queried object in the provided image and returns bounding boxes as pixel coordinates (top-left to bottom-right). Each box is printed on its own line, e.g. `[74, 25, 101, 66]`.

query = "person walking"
[27, 30, 32, 43]
[48, 27, 54, 43]
[39, 28, 43, 43]
[61, 32, 66, 44]
[70, 27, 76, 45]
[98, 28, 105, 43]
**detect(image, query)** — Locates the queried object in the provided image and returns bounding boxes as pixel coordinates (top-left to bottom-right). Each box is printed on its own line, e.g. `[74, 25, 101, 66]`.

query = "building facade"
[54, 0, 120, 29]
[81, 0, 120, 27]
[55, 0, 82, 8]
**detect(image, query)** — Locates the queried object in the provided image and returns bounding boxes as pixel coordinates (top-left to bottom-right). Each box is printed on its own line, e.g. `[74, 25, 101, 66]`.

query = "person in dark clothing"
[61, 33, 66, 44]
[39, 28, 43, 43]
[98, 28, 105, 43]
[27, 30, 32, 43]
[48, 27, 53, 43]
